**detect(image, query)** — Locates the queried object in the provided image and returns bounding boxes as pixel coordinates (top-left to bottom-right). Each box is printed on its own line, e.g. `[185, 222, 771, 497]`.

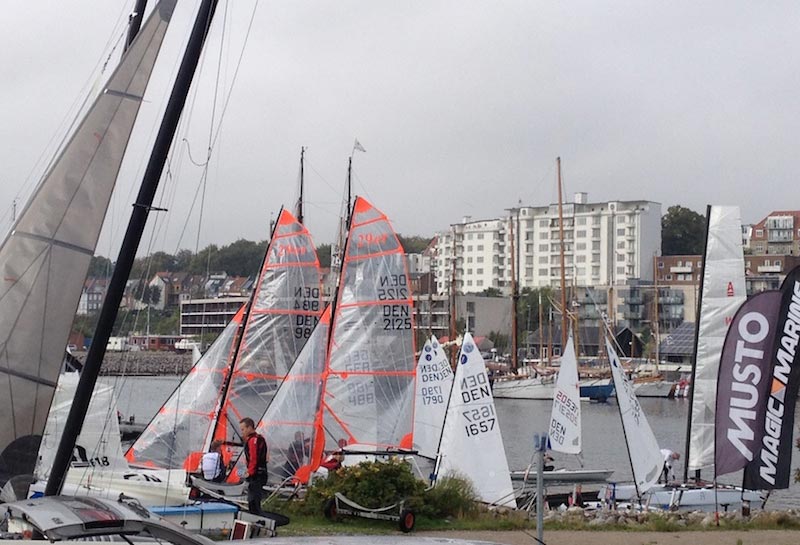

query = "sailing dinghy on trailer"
[0, 0, 176, 495]
[436, 332, 515, 508]
[127, 208, 321, 476]
[193, 197, 417, 505]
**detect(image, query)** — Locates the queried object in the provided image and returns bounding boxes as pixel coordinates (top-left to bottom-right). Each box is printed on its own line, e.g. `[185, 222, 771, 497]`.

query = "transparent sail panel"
[318, 197, 416, 457]
[216, 209, 321, 443]
[126, 308, 243, 469]
[232, 308, 331, 484]
[0, 1, 176, 481]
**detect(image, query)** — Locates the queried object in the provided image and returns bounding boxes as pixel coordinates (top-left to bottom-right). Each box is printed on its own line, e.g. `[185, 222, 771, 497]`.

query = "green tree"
[215, 239, 267, 276]
[88, 255, 113, 277]
[516, 286, 554, 343]
[481, 287, 502, 297]
[316, 244, 332, 268]
[397, 235, 433, 254]
[662, 205, 706, 255]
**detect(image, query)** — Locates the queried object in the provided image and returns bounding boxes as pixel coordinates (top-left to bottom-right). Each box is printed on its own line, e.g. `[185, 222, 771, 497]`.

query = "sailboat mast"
[346, 157, 353, 225]
[653, 254, 660, 372]
[125, 0, 148, 51]
[297, 147, 305, 224]
[509, 212, 518, 371]
[682, 204, 712, 482]
[208, 207, 284, 445]
[45, 0, 220, 496]
[556, 157, 568, 350]
[449, 232, 458, 369]
[538, 292, 544, 364]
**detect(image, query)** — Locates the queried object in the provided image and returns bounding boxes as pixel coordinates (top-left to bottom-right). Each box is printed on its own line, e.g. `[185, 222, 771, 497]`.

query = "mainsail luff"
[213, 209, 322, 445]
[684, 206, 746, 474]
[0, 0, 176, 482]
[309, 196, 417, 469]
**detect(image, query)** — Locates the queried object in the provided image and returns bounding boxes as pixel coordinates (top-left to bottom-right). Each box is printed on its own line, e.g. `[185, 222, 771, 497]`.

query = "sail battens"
[104, 89, 145, 102]
[1, 1, 175, 479]
[0, 365, 59, 387]
[12, 231, 94, 255]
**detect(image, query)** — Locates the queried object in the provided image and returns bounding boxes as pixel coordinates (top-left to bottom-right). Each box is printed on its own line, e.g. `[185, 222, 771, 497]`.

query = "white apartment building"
[435, 194, 661, 295]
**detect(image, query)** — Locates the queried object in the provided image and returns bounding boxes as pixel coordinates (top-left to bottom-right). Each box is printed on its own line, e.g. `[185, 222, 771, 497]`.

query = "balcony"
[757, 264, 782, 273]
[669, 266, 692, 273]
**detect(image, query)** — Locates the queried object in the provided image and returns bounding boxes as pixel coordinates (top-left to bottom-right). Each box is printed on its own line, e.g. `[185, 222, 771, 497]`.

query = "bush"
[303, 458, 427, 515]
[421, 474, 478, 519]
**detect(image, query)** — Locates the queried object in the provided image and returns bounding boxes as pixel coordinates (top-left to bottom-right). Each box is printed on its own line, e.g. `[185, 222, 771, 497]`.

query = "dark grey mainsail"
[0, 1, 177, 482]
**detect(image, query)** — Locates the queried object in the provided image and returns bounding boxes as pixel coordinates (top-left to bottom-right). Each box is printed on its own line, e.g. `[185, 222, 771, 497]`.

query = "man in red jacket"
[239, 417, 268, 514]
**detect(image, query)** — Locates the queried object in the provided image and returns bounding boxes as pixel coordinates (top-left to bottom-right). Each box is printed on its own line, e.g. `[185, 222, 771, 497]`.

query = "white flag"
[353, 139, 366, 153]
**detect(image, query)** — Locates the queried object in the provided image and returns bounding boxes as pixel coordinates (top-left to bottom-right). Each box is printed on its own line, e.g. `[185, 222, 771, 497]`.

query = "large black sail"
[715, 291, 781, 478]
[745, 265, 800, 489]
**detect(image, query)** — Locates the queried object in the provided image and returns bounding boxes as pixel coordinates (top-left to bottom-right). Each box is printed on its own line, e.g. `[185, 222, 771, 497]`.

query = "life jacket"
[244, 433, 268, 477]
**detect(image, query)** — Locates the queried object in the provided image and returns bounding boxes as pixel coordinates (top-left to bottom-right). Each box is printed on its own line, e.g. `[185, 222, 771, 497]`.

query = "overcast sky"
[1, 1, 798, 257]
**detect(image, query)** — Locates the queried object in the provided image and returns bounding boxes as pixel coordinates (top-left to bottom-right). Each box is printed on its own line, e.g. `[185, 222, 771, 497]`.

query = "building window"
[539, 256, 548, 264]
[666, 274, 673, 281]
[468, 233, 473, 240]
[577, 217, 587, 225]
[617, 228, 626, 236]
[467, 269, 473, 275]
[592, 266, 600, 276]
[539, 244, 548, 252]
[617, 241, 625, 249]
[539, 268, 548, 276]
[477, 233, 484, 240]
[476, 280, 483, 286]
[476, 268, 484, 274]
[525, 256, 533, 265]
[756, 229, 763, 237]
[617, 216, 626, 224]
[576, 242, 586, 250]
[617, 253, 625, 262]
[477, 245, 484, 251]
[576, 230, 586, 238]
[467, 245, 473, 251]
[477, 256, 484, 263]
[540, 231, 549, 239]
[592, 241, 600, 251]
[539, 220, 549, 227]
[617, 266, 625, 275]
[577, 267, 586, 275]
[658, 261, 664, 268]
[576, 255, 586, 263]
[467, 280, 473, 286]
[592, 228, 601, 238]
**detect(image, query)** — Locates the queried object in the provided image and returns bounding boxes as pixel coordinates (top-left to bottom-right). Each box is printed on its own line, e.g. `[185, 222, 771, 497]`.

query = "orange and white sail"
[211, 209, 322, 445]
[126, 208, 321, 470]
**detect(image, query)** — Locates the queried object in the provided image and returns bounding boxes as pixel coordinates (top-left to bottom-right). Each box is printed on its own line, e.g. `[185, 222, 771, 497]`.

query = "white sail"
[413, 336, 454, 460]
[688, 206, 746, 471]
[438, 332, 515, 507]
[30, 373, 187, 506]
[548, 334, 580, 454]
[0, 1, 176, 481]
[606, 338, 662, 494]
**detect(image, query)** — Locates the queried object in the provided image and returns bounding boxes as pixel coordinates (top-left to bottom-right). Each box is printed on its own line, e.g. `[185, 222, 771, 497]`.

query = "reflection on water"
[113, 376, 800, 509]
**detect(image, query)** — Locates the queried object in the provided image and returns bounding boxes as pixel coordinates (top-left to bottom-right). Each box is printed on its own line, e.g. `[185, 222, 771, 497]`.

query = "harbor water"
[106, 375, 800, 510]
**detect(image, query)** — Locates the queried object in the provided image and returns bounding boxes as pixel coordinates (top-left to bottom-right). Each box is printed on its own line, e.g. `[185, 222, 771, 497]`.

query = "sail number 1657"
[462, 404, 496, 437]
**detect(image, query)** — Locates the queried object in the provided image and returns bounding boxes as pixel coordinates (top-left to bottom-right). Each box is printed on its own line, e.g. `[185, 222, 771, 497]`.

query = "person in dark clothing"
[240, 417, 268, 515]
[281, 431, 306, 479]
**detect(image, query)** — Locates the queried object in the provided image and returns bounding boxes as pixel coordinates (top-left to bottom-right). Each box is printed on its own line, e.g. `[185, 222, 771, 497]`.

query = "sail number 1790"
[461, 404, 496, 437]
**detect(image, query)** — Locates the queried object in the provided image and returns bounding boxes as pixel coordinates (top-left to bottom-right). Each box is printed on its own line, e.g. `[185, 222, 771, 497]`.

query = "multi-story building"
[77, 277, 109, 315]
[434, 195, 661, 296]
[412, 293, 510, 341]
[179, 296, 248, 337]
[749, 211, 800, 256]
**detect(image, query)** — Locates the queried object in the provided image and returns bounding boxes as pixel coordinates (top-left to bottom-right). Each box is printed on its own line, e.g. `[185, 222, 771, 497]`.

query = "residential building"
[180, 296, 248, 337]
[412, 293, 511, 342]
[749, 211, 800, 256]
[77, 277, 109, 315]
[434, 195, 661, 295]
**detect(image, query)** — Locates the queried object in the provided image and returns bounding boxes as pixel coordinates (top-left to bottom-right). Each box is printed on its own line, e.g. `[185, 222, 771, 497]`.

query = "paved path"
[420, 529, 799, 545]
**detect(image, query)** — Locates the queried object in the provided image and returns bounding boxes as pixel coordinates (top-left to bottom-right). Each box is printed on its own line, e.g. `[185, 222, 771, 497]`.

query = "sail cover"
[0, 1, 176, 481]
[688, 206, 746, 471]
[606, 338, 662, 494]
[313, 197, 416, 459]
[126, 307, 244, 469]
[214, 209, 321, 443]
[438, 332, 515, 507]
[549, 333, 581, 454]
[413, 336, 454, 460]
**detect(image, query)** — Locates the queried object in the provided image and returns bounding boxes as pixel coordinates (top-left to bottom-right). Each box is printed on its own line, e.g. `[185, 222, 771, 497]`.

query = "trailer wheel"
[323, 498, 338, 521]
[398, 509, 415, 533]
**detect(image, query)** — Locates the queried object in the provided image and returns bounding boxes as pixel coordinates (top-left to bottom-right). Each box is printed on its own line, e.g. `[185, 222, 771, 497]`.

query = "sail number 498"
[461, 404, 496, 437]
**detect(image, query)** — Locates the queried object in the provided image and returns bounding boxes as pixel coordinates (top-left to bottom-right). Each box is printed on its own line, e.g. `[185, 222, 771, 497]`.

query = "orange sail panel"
[125, 306, 244, 469]
[214, 209, 322, 443]
[314, 196, 417, 465]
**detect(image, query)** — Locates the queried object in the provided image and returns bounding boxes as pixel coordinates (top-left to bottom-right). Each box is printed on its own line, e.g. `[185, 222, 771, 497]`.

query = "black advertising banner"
[715, 291, 781, 478]
[746, 265, 800, 489]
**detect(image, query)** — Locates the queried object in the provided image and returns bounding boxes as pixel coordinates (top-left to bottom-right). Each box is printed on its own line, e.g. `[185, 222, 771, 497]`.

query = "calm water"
[111, 375, 800, 509]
